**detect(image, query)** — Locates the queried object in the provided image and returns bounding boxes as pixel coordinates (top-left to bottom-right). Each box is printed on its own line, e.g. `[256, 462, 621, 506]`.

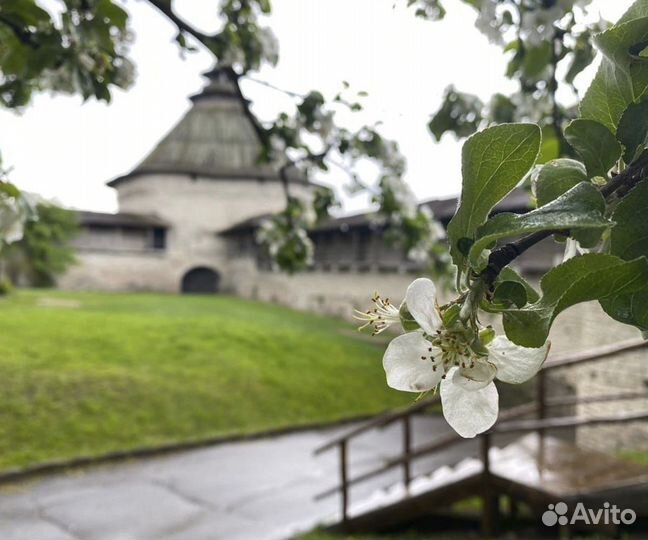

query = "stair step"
[347, 457, 483, 518]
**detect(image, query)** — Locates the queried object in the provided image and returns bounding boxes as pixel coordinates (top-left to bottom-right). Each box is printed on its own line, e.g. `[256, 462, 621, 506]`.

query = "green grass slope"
[0, 290, 409, 471]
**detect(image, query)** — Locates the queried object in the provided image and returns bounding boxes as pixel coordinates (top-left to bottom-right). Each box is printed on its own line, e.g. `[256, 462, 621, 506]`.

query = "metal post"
[402, 415, 411, 491]
[480, 434, 496, 538]
[536, 370, 547, 469]
[339, 440, 349, 523]
[509, 496, 519, 522]
[537, 370, 547, 424]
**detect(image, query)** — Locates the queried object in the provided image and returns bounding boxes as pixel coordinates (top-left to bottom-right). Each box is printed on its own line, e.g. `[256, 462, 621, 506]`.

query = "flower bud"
[479, 326, 496, 346]
[399, 303, 420, 332]
[441, 304, 461, 329]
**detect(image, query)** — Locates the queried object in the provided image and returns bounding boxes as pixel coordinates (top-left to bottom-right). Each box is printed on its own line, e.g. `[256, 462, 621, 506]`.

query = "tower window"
[152, 227, 167, 250]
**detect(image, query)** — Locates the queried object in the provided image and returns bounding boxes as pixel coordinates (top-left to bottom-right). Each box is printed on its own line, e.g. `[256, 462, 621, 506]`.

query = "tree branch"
[143, 0, 220, 50]
[244, 75, 305, 99]
[481, 153, 648, 286]
[0, 14, 39, 49]
[549, 27, 565, 154]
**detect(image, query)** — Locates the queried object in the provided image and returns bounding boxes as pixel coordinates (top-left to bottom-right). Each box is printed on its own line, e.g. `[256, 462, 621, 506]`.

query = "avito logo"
[542, 501, 636, 527]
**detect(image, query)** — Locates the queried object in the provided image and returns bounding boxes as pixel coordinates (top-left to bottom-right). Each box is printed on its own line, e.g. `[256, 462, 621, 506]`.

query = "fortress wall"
[542, 303, 648, 453]
[116, 174, 312, 235]
[58, 251, 178, 292]
[226, 258, 421, 319]
[58, 249, 227, 293]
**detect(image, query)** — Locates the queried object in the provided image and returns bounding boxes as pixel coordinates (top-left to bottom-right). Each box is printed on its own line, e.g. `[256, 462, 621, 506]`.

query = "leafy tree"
[6, 203, 78, 287]
[425, 0, 605, 161]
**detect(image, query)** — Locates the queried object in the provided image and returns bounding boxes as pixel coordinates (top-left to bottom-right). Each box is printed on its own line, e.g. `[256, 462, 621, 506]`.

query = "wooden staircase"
[314, 339, 648, 536]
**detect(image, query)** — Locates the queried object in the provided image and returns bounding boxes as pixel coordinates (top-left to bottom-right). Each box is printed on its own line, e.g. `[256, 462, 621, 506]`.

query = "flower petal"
[441, 371, 499, 438]
[405, 278, 442, 335]
[383, 332, 443, 393]
[488, 336, 550, 384]
[452, 360, 497, 391]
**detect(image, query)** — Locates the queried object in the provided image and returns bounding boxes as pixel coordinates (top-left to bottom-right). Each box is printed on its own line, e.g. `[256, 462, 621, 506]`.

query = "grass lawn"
[620, 450, 648, 465]
[0, 290, 411, 471]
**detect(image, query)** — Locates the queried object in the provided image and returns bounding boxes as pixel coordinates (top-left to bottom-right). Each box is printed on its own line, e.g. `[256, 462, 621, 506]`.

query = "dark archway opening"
[181, 267, 221, 294]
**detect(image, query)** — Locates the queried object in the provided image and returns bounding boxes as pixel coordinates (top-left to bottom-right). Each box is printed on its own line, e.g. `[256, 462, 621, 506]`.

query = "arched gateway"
[181, 267, 220, 294]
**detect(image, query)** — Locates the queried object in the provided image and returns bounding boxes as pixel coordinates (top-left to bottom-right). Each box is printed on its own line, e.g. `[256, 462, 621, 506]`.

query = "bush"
[0, 276, 14, 296]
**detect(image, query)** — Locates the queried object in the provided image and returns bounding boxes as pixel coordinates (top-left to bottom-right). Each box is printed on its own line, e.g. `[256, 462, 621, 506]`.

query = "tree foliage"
[426, 0, 605, 162]
[7, 203, 78, 287]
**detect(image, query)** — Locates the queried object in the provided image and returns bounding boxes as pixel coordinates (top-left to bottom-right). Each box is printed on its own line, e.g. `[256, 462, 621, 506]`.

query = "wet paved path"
[0, 415, 480, 540]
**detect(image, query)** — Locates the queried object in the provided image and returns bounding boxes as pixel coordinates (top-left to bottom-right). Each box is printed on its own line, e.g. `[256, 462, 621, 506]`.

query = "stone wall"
[58, 249, 221, 293]
[542, 303, 648, 453]
[226, 257, 419, 318]
[116, 174, 312, 235]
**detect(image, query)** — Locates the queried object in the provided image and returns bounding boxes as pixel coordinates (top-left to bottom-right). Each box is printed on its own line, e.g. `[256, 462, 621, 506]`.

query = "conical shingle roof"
[108, 67, 305, 186]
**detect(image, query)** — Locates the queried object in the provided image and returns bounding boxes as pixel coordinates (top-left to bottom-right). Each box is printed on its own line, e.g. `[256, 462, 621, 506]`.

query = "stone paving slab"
[0, 416, 477, 540]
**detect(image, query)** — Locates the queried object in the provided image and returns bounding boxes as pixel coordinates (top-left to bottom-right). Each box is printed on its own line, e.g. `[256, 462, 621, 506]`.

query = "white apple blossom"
[562, 237, 590, 261]
[354, 293, 402, 336]
[0, 194, 27, 245]
[510, 91, 554, 123]
[380, 278, 550, 438]
[381, 176, 418, 220]
[475, 0, 504, 45]
[521, 6, 564, 46]
[257, 27, 280, 66]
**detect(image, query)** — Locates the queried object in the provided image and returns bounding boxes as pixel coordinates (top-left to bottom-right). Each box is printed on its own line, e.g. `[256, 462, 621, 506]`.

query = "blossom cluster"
[0, 189, 35, 246]
[357, 278, 549, 437]
[475, 0, 593, 46]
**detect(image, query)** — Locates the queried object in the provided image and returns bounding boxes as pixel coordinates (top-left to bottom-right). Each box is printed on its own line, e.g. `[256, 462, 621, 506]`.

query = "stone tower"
[61, 66, 315, 293]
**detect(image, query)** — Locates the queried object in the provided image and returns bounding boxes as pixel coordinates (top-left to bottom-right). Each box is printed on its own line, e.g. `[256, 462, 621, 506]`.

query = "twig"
[243, 75, 305, 99]
[143, 0, 219, 50]
[549, 27, 565, 154]
[481, 153, 648, 286]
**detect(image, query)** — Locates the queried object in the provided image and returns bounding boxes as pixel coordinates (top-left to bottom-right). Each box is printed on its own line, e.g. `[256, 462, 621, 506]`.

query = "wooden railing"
[314, 338, 648, 532]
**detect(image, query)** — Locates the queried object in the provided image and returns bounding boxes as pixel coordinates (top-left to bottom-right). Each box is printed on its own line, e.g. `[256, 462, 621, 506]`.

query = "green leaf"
[601, 290, 648, 332]
[537, 126, 561, 165]
[617, 100, 648, 163]
[565, 33, 596, 86]
[447, 123, 541, 274]
[609, 180, 648, 260]
[522, 42, 552, 80]
[468, 182, 611, 269]
[0, 0, 51, 26]
[600, 180, 648, 331]
[429, 86, 483, 141]
[503, 254, 648, 347]
[493, 281, 527, 309]
[489, 93, 516, 124]
[481, 267, 540, 314]
[564, 119, 622, 177]
[580, 9, 648, 133]
[96, 0, 129, 30]
[0, 181, 20, 198]
[534, 158, 588, 207]
[498, 267, 540, 303]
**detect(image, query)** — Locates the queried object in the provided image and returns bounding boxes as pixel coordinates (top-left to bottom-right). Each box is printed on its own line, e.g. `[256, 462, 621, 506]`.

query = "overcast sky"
[0, 0, 633, 214]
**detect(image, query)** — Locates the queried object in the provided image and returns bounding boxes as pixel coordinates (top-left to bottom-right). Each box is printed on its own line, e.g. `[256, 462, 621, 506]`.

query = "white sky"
[0, 0, 633, 214]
